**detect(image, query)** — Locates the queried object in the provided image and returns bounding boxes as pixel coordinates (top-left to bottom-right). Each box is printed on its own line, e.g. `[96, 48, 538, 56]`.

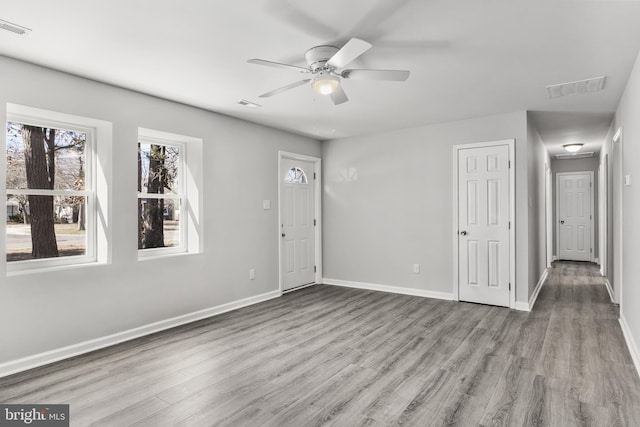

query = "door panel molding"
[452, 139, 515, 309]
[278, 151, 322, 293]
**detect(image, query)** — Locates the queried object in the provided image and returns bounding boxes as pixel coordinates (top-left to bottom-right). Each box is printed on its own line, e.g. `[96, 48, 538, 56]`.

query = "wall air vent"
[546, 76, 606, 99]
[0, 19, 31, 35]
[556, 152, 594, 160]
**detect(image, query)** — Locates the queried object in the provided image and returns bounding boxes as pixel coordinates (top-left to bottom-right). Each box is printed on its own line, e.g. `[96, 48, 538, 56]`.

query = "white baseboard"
[323, 278, 454, 301]
[0, 290, 281, 378]
[619, 313, 640, 379]
[552, 255, 558, 261]
[604, 278, 615, 303]
[514, 268, 548, 312]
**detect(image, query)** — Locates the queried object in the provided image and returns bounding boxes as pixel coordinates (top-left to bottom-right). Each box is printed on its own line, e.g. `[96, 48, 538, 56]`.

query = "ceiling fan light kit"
[247, 38, 410, 105]
[563, 143, 584, 153]
[312, 72, 340, 95]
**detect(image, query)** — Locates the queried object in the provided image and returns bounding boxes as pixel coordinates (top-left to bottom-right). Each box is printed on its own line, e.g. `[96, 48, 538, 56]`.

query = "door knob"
[460, 231, 468, 236]
[560, 220, 564, 224]
[281, 233, 286, 237]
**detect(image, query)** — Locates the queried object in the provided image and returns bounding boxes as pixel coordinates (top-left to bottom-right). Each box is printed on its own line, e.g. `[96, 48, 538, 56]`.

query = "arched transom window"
[285, 167, 308, 184]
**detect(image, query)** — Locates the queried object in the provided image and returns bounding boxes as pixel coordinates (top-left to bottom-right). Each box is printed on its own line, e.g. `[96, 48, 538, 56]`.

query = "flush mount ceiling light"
[311, 72, 340, 95]
[563, 143, 584, 153]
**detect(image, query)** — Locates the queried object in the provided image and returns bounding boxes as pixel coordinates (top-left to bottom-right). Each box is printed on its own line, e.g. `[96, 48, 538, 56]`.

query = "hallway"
[528, 261, 640, 425]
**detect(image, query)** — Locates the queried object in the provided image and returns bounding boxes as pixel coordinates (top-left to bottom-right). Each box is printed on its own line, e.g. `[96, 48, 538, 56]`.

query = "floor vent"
[546, 76, 605, 98]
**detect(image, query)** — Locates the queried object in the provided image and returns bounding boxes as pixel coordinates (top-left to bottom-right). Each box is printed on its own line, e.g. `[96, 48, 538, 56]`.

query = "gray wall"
[321, 111, 535, 304]
[526, 118, 550, 297]
[551, 157, 599, 259]
[0, 56, 321, 364]
[616, 47, 640, 352]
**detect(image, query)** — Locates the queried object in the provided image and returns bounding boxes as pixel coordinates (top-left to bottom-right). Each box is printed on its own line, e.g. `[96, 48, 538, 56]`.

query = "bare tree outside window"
[137, 142, 181, 250]
[6, 121, 87, 262]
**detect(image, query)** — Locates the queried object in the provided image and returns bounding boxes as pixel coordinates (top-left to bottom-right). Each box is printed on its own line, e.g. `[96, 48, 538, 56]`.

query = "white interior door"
[458, 145, 510, 307]
[557, 172, 593, 262]
[280, 158, 315, 291]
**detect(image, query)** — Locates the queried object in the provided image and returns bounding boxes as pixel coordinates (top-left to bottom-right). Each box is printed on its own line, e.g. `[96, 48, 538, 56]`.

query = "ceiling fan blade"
[341, 69, 410, 82]
[330, 85, 349, 105]
[327, 38, 372, 69]
[247, 59, 310, 73]
[259, 79, 311, 98]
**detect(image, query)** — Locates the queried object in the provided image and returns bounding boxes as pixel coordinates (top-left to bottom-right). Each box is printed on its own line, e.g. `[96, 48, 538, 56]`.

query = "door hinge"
[314, 218, 317, 226]
[508, 160, 511, 168]
[509, 282, 511, 291]
[508, 221, 511, 230]
[590, 248, 593, 253]
[314, 265, 317, 273]
[314, 172, 316, 179]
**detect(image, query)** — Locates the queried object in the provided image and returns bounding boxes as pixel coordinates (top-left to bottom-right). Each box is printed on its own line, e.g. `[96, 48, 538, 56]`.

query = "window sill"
[6, 259, 109, 277]
[137, 249, 197, 262]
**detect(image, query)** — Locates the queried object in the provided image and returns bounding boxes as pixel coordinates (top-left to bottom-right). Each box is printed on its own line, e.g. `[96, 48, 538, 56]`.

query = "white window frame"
[5, 109, 99, 272]
[137, 128, 194, 260]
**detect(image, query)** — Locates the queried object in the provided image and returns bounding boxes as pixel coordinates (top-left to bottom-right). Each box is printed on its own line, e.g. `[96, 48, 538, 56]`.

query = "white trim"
[514, 268, 547, 312]
[604, 278, 615, 303]
[0, 290, 281, 378]
[5, 104, 109, 273]
[324, 278, 454, 301]
[613, 128, 623, 306]
[278, 151, 322, 293]
[282, 282, 317, 294]
[595, 258, 600, 264]
[546, 164, 554, 268]
[552, 255, 558, 261]
[555, 171, 595, 262]
[452, 139, 516, 309]
[619, 313, 640, 379]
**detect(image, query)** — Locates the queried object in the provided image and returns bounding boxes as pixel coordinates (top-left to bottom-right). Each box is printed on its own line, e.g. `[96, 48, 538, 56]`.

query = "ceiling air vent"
[0, 19, 31, 35]
[556, 152, 594, 160]
[546, 76, 605, 99]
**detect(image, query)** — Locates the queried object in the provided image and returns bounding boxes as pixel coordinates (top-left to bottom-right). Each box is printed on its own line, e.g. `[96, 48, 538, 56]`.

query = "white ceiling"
[1, 1, 640, 152]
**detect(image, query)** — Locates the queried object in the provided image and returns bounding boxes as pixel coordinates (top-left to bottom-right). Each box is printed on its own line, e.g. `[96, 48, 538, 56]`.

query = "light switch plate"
[625, 175, 631, 186]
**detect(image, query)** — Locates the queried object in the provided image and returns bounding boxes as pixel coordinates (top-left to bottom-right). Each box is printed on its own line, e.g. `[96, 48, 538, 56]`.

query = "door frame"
[278, 151, 322, 294]
[452, 139, 516, 309]
[613, 127, 623, 305]
[555, 171, 595, 262]
[599, 158, 608, 277]
[546, 163, 554, 268]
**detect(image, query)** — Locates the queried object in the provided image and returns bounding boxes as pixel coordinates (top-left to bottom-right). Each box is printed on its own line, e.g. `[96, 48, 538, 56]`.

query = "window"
[5, 110, 96, 270]
[137, 130, 186, 257]
[285, 167, 308, 184]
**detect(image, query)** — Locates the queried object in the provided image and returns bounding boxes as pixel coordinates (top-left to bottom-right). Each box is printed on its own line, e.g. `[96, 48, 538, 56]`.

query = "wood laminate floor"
[1, 261, 639, 426]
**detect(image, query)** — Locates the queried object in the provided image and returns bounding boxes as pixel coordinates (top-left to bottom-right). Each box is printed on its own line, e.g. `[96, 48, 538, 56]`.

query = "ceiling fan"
[247, 38, 410, 105]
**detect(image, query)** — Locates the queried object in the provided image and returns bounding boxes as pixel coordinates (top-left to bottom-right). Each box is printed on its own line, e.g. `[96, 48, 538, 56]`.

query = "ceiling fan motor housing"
[305, 45, 339, 73]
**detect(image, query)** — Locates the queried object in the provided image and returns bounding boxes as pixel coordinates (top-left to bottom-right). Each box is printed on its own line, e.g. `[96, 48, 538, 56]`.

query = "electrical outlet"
[413, 264, 420, 274]
[249, 268, 255, 280]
